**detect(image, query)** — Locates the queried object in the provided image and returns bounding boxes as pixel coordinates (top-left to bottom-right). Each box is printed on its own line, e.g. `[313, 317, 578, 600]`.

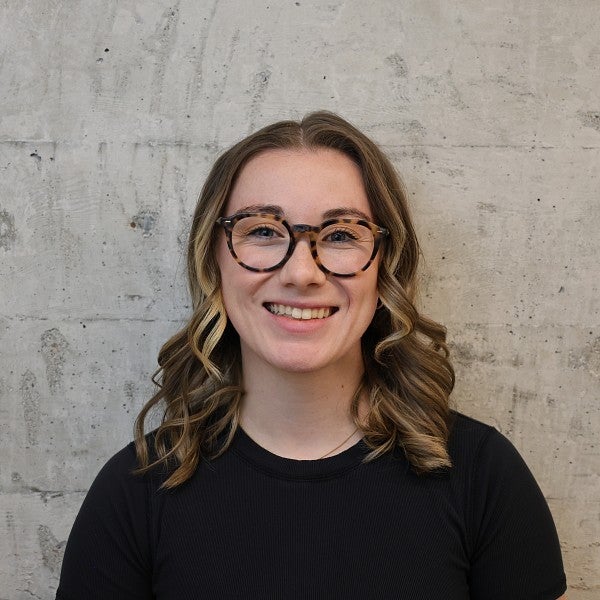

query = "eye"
[233, 217, 288, 245]
[246, 225, 281, 238]
[322, 227, 360, 243]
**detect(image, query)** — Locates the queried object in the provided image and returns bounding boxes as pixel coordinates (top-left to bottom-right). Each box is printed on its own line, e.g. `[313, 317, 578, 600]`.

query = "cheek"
[348, 273, 379, 322]
[363, 268, 380, 303]
[216, 255, 267, 325]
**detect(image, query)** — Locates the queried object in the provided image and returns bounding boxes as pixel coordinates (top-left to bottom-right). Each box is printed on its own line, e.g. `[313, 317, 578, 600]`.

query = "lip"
[263, 306, 337, 334]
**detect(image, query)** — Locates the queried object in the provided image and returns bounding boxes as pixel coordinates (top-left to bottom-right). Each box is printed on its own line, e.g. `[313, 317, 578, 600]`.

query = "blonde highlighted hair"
[134, 111, 455, 487]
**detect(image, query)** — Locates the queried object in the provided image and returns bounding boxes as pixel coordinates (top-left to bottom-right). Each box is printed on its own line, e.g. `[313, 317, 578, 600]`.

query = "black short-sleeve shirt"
[57, 412, 566, 599]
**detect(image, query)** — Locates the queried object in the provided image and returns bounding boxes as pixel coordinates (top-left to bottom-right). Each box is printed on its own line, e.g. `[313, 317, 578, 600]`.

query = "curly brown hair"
[134, 111, 455, 488]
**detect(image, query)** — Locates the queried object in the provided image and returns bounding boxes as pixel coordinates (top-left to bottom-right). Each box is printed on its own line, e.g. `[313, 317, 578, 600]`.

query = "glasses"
[216, 212, 388, 277]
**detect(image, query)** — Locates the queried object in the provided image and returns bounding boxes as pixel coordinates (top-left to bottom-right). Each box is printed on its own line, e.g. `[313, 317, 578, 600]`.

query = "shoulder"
[446, 411, 523, 470]
[444, 411, 546, 508]
[447, 410, 497, 446]
[97, 441, 139, 478]
[84, 433, 166, 509]
[80, 443, 143, 517]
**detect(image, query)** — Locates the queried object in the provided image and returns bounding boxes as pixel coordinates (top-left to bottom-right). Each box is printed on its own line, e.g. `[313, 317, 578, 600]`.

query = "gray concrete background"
[1, 1, 598, 597]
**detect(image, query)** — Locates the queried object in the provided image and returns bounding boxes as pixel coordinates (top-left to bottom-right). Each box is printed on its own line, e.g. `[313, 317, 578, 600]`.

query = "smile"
[265, 303, 336, 320]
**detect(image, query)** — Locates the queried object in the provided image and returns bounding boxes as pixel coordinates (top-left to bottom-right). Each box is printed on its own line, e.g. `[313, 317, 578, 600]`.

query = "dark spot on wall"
[399, 119, 426, 135]
[131, 210, 158, 237]
[123, 381, 137, 414]
[247, 65, 272, 128]
[124, 381, 135, 403]
[568, 336, 600, 378]
[0, 209, 16, 251]
[477, 202, 497, 213]
[505, 386, 537, 436]
[385, 53, 407, 78]
[40, 328, 69, 393]
[578, 111, 600, 131]
[30, 151, 42, 162]
[20, 370, 40, 445]
[439, 166, 464, 179]
[255, 69, 271, 87]
[38, 524, 66, 574]
[450, 341, 496, 367]
[569, 414, 584, 436]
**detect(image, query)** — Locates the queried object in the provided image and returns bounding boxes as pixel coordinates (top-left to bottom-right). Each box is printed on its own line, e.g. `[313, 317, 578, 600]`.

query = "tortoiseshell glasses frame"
[216, 212, 389, 278]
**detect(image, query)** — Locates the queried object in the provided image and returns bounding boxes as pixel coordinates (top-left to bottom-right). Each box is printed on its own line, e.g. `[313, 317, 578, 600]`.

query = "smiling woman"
[56, 112, 567, 600]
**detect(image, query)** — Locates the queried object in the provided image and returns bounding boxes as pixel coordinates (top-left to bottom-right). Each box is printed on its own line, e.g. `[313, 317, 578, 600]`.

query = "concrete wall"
[1, 1, 598, 597]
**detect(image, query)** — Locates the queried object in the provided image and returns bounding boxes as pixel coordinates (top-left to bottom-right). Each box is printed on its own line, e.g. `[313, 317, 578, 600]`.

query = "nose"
[278, 237, 327, 287]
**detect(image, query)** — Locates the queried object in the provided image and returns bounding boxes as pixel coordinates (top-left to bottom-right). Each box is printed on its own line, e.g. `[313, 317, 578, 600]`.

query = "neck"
[239, 355, 366, 460]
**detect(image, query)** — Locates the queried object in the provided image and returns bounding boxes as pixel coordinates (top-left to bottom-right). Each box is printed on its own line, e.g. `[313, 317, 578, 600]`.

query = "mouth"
[264, 303, 338, 320]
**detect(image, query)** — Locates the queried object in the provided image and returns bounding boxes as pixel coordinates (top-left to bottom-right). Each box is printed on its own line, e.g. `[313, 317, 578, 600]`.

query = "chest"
[151, 465, 472, 599]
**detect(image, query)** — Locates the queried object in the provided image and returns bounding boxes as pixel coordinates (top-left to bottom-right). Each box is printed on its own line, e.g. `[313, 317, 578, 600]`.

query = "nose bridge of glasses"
[290, 223, 319, 235]
[289, 223, 320, 246]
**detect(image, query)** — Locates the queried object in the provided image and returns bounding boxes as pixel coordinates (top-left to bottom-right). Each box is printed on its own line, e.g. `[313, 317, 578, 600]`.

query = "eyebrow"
[233, 204, 372, 221]
[322, 207, 372, 221]
[235, 204, 284, 216]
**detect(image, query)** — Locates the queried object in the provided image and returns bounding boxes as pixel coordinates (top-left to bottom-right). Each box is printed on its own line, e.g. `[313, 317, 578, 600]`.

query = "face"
[216, 148, 380, 376]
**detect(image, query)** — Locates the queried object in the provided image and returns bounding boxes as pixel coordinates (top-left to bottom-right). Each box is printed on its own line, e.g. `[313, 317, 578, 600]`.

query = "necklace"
[318, 427, 360, 459]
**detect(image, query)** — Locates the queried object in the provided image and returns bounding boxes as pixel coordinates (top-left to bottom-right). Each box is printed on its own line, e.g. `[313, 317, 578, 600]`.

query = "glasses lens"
[231, 216, 290, 269]
[317, 222, 375, 275]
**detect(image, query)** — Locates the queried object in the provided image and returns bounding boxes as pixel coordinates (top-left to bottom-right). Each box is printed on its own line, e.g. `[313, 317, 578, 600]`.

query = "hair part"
[134, 111, 455, 487]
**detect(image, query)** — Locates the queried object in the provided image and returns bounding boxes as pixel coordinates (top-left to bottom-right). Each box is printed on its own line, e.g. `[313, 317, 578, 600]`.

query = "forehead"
[225, 148, 372, 220]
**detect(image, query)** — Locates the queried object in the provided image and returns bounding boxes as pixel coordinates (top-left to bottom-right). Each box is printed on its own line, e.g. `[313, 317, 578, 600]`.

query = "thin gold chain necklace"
[318, 428, 360, 459]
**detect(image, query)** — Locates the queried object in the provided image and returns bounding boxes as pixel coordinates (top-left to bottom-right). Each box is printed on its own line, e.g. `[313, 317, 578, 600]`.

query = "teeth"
[267, 304, 332, 320]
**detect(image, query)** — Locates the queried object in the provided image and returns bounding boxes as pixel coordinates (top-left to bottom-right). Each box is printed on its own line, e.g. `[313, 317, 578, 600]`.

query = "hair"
[134, 110, 455, 488]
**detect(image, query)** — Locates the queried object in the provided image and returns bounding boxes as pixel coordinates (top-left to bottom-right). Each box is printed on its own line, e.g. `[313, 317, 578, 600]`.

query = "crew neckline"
[231, 426, 369, 481]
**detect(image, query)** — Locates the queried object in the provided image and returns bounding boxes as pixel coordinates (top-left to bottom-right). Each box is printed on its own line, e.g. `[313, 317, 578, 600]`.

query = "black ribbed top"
[57, 412, 566, 600]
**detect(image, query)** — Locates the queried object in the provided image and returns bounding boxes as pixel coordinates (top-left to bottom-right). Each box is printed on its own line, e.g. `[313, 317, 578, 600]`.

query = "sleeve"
[468, 429, 567, 600]
[56, 443, 154, 600]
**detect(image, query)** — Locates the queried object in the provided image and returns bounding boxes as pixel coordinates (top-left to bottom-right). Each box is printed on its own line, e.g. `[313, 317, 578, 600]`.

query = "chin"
[263, 348, 355, 375]
[270, 357, 327, 374]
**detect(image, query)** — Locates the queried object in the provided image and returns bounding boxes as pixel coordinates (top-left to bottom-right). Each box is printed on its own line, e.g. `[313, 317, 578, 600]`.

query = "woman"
[57, 112, 567, 599]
